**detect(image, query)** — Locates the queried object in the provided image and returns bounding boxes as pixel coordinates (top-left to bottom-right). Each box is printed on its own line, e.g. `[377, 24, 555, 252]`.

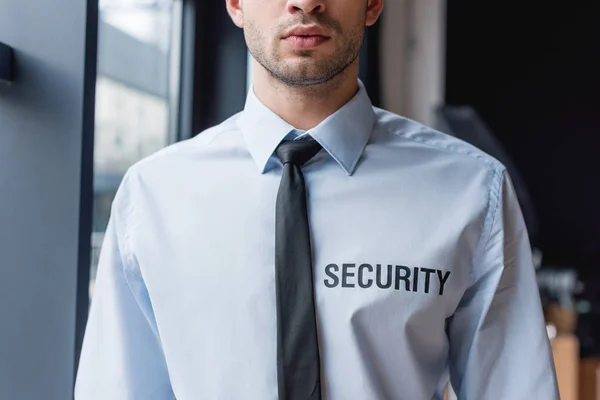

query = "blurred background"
[0, 0, 598, 399]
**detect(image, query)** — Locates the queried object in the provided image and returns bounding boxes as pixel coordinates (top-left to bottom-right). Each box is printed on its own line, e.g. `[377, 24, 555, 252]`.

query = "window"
[90, 0, 182, 298]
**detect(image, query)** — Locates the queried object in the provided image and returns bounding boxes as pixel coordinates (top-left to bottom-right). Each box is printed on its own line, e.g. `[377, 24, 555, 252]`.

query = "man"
[75, 0, 559, 399]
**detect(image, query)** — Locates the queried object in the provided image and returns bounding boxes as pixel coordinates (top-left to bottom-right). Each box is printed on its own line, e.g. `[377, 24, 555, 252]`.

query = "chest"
[133, 168, 481, 324]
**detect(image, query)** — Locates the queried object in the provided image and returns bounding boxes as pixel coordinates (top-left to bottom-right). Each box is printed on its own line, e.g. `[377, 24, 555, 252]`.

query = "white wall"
[381, 0, 446, 127]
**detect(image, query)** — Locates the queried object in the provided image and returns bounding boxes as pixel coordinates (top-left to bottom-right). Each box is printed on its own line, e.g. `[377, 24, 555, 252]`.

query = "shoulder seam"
[131, 121, 234, 170]
[385, 125, 500, 169]
[119, 167, 142, 277]
[469, 165, 505, 285]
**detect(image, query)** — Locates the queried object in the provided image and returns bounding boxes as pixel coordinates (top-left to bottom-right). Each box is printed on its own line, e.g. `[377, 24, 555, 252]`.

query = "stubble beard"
[244, 19, 365, 88]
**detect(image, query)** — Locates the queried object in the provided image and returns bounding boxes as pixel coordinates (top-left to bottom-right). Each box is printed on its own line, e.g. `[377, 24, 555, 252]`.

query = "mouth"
[283, 24, 329, 38]
[282, 35, 330, 49]
[281, 25, 331, 49]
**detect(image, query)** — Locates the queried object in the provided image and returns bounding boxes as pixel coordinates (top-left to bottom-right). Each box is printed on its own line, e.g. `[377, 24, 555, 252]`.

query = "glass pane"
[90, 0, 181, 299]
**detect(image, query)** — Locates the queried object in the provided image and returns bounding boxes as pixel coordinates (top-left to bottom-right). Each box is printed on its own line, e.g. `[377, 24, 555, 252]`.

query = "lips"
[283, 25, 328, 38]
[282, 25, 330, 49]
[283, 35, 330, 49]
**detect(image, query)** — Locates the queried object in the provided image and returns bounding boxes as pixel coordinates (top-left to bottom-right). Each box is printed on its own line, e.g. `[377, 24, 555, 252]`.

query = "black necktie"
[275, 137, 323, 400]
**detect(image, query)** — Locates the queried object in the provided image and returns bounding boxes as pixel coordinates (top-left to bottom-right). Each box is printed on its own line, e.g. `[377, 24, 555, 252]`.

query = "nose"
[286, 0, 326, 15]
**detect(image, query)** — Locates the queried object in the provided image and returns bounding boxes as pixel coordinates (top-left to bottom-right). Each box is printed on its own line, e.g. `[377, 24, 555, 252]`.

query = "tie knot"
[276, 137, 323, 166]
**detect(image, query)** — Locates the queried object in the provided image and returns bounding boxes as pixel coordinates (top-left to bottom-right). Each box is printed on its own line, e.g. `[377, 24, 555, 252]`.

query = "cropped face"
[228, 0, 382, 87]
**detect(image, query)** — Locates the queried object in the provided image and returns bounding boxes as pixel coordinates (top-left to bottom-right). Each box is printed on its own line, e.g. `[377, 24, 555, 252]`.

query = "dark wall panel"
[0, 0, 96, 398]
[193, 1, 247, 134]
[446, 2, 600, 268]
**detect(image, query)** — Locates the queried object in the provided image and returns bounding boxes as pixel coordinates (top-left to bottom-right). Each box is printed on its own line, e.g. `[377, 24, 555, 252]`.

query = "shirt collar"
[237, 79, 376, 176]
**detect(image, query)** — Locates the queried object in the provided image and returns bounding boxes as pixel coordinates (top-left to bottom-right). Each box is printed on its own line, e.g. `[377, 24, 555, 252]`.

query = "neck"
[251, 59, 360, 131]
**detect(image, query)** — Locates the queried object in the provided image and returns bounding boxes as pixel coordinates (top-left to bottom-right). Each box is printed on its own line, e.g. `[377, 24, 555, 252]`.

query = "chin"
[284, 56, 328, 69]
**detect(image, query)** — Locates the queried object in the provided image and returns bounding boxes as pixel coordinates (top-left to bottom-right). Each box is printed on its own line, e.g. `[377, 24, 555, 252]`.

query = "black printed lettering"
[325, 262, 450, 296]
[395, 265, 411, 291]
[358, 263, 373, 288]
[437, 270, 451, 295]
[342, 264, 356, 288]
[421, 268, 436, 294]
[376, 264, 393, 289]
[324, 263, 339, 288]
[412, 267, 419, 292]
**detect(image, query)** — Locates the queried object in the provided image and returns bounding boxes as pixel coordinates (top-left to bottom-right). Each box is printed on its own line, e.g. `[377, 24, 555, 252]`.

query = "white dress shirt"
[75, 80, 559, 399]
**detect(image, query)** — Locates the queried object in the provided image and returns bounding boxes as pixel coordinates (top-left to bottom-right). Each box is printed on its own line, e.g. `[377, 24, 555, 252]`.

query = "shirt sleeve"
[74, 170, 175, 400]
[447, 168, 560, 399]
